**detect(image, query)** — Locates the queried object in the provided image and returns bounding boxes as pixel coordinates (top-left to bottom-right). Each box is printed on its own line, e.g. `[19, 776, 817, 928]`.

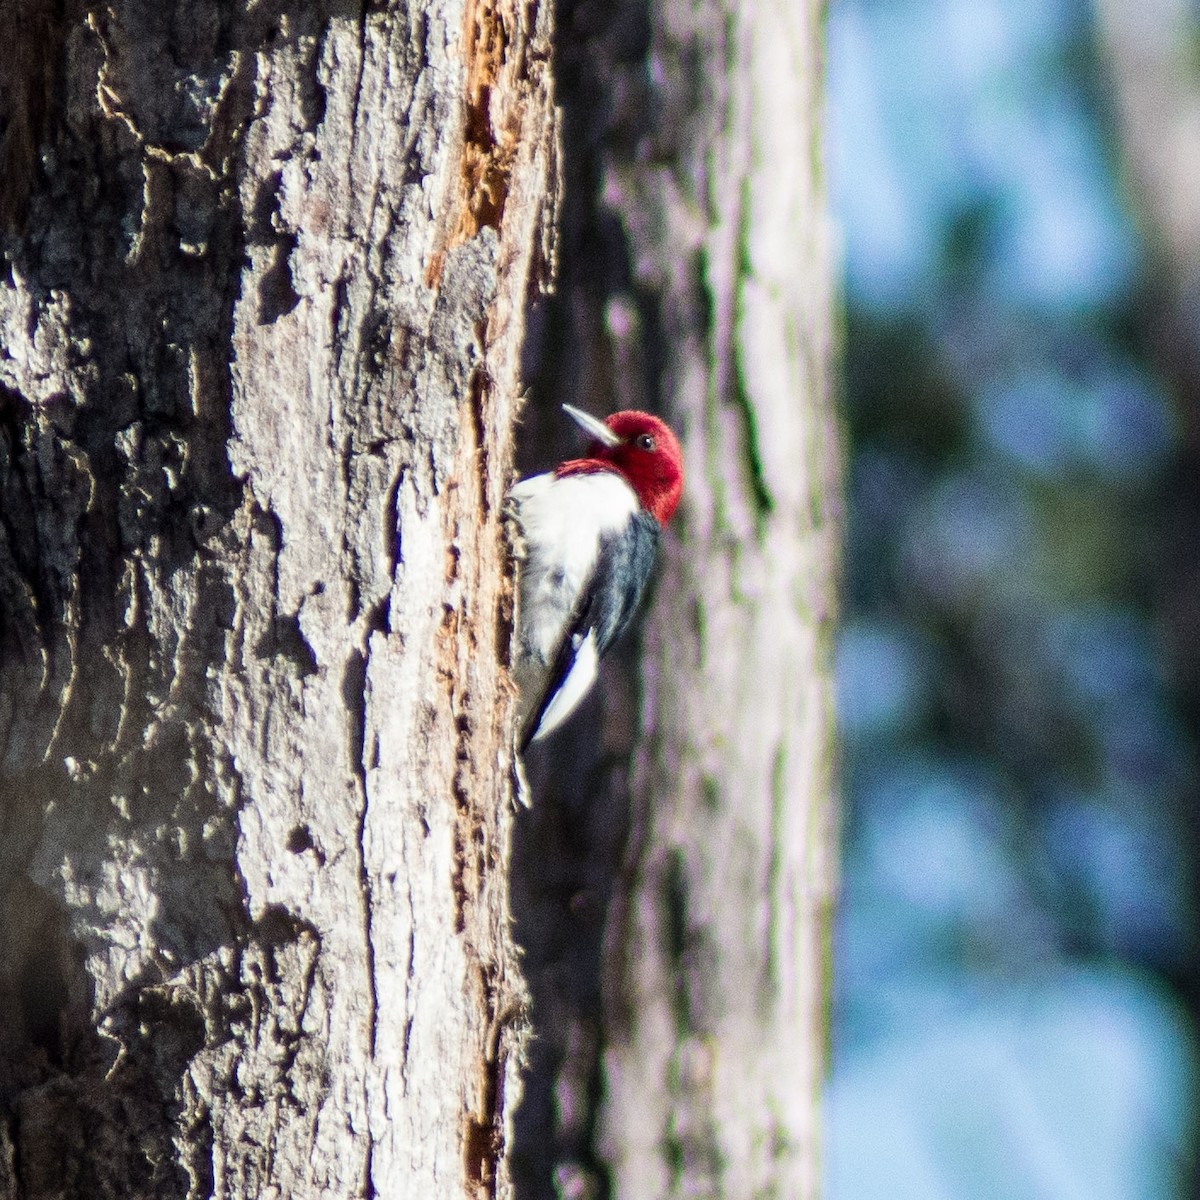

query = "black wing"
[521, 511, 660, 749]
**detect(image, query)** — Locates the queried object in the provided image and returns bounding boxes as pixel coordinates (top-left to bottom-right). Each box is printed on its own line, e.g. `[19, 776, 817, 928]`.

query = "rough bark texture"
[0, 1, 556, 1197]
[510, 0, 838, 1196]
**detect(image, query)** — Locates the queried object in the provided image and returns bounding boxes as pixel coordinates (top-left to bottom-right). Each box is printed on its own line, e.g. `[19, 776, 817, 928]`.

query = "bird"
[507, 404, 684, 748]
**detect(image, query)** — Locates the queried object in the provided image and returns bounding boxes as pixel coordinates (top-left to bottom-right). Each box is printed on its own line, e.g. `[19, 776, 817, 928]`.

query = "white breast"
[508, 470, 639, 665]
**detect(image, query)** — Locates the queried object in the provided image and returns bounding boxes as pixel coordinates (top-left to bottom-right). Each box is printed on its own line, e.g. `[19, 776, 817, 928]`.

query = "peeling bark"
[0, 2, 556, 1197]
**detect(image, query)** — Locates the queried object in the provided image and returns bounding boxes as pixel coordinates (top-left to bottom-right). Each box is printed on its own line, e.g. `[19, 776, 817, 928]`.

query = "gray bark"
[511, 0, 838, 1196]
[599, 3, 838, 1196]
[0, 1, 555, 1197]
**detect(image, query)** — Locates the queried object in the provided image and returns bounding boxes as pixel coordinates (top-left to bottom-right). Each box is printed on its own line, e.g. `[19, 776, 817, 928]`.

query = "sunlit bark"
[0, 2, 555, 1195]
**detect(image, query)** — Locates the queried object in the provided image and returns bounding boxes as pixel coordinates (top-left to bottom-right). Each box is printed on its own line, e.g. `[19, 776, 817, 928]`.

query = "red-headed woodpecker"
[508, 404, 684, 747]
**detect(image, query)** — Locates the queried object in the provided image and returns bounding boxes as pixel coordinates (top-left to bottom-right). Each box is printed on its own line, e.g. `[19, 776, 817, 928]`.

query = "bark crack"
[731, 178, 776, 532]
[346, 646, 379, 1065]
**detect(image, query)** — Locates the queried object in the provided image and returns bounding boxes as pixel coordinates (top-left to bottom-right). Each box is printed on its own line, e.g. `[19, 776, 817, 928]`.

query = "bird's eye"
[636, 433, 656, 451]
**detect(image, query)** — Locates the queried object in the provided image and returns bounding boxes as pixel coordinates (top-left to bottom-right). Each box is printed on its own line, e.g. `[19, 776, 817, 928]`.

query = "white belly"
[507, 470, 639, 664]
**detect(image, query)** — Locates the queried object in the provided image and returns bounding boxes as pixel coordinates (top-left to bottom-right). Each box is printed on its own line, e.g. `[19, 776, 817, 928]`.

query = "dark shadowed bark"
[512, 0, 838, 1196]
[0, 1, 556, 1196]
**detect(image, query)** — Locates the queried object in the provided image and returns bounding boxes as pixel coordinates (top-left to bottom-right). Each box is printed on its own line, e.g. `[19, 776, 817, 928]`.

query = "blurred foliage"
[829, 0, 1199, 1195]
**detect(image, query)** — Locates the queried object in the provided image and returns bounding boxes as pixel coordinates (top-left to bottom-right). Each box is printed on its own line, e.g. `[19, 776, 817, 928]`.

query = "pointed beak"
[563, 403, 621, 448]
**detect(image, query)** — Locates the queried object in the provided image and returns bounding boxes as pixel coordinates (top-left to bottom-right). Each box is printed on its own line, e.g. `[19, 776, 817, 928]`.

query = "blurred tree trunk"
[1096, 0, 1200, 677]
[512, 0, 838, 1197]
[0, 1, 555, 1197]
[600, 2, 838, 1196]
[1097, 5, 1200, 1192]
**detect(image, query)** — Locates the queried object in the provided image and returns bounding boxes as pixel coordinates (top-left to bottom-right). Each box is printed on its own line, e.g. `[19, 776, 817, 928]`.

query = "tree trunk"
[511, 0, 838, 1197]
[0, 1, 555, 1197]
[1097, 9, 1200, 1188]
[600, 3, 838, 1196]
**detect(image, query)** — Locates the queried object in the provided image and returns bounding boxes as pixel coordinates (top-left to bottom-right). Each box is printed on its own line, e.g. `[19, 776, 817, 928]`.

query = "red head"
[556, 405, 684, 525]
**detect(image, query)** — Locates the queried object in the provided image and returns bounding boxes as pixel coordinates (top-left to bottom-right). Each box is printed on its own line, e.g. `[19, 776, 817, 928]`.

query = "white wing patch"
[528, 629, 599, 742]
